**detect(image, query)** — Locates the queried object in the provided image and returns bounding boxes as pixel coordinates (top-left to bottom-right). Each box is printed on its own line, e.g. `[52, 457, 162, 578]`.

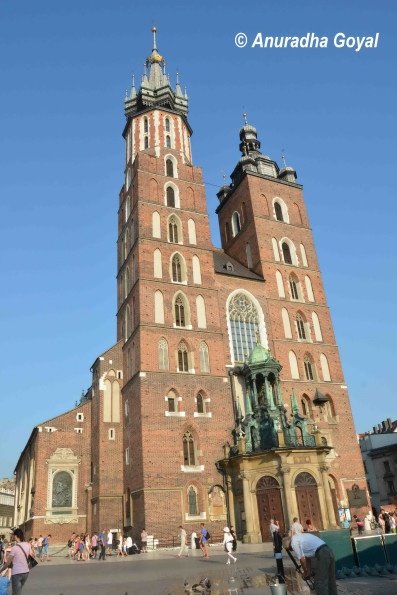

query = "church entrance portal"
[295, 472, 323, 529]
[256, 476, 284, 542]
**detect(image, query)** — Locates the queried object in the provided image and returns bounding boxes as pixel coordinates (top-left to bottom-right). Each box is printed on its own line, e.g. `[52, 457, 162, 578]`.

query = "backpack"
[206, 531, 210, 540]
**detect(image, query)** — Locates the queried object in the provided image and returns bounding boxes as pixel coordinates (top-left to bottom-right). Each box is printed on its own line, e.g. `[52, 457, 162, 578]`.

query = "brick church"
[14, 29, 369, 545]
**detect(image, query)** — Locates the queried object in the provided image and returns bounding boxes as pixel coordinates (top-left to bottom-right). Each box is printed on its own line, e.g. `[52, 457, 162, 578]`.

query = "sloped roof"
[213, 250, 263, 281]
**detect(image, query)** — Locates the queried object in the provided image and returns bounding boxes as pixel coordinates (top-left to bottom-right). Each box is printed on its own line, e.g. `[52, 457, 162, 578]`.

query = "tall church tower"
[216, 120, 368, 541]
[119, 29, 233, 541]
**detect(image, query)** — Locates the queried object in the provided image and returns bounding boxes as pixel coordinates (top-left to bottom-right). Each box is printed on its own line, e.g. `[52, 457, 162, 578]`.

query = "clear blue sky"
[1, 1, 396, 477]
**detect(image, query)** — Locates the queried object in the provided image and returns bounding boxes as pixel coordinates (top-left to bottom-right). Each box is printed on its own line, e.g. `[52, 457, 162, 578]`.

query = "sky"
[0, 0, 396, 478]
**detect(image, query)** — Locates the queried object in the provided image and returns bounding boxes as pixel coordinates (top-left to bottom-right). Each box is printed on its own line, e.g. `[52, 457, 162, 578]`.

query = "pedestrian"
[140, 528, 148, 553]
[98, 537, 106, 560]
[190, 530, 197, 550]
[117, 533, 124, 557]
[230, 526, 237, 552]
[353, 515, 364, 536]
[223, 527, 237, 565]
[91, 533, 98, 559]
[199, 523, 209, 559]
[177, 526, 189, 557]
[269, 518, 280, 538]
[305, 519, 317, 532]
[289, 517, 304, 536]
[36, 536, 43, 561]
[106, 529, 113, 555]
[285, 531, 337, 595]
[122, 537, 128, 556]
[0, 528, 36, 595]
[41, 535, 51, 562]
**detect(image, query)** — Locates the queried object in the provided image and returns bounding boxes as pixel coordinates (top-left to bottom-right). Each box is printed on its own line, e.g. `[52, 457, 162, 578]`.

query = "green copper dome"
[247, 342, 270, 365]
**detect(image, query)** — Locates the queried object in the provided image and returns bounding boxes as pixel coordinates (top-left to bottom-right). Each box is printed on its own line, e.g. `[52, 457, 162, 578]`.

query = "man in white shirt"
[107, 530, 113, 555]
[178, 526, 188, 557]
[287, 532, 337, 595]
[289, 517, 304, 536]
[269, 518, 279, 538]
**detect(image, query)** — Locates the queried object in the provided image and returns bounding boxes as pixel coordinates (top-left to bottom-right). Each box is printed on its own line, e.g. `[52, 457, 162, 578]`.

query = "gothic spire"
[124, 27, 189, 118]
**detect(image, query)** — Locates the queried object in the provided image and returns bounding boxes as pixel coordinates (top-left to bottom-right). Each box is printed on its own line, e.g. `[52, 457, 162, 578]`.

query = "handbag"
[16, 543, 38, 570]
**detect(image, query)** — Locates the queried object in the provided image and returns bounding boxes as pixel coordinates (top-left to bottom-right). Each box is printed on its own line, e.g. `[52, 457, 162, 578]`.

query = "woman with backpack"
[0, 528, 36, 594]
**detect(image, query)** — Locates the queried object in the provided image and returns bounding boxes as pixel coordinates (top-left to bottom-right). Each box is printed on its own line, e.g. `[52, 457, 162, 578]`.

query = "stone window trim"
[76, 413, 84, 422]
[185, 512, 207, 521]
[46, 448, 80, 518]
[181, 465, 205, 473]
[226, 289, 268, 364]
[272, 196, 289, 223]
[74, 428, 83, 434]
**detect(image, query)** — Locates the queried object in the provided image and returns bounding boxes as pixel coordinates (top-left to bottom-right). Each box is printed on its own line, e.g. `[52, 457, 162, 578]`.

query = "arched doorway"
[295, 472, 323, 529]
[256, 476, 284, 542]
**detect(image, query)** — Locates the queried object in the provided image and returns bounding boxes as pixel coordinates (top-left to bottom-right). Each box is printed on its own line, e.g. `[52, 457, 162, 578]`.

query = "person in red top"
[0, 528, 35, 595]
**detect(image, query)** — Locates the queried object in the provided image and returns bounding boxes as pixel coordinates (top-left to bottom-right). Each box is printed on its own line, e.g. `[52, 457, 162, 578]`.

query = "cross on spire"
[243, 112, 248, 125]
[281, 148, 287, 168]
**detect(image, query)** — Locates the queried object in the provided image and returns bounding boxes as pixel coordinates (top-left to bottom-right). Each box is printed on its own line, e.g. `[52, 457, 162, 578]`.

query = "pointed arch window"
[177, 342, 189, 372]
[144, 136, 149, 149]
[168, 215, 179, 243]
[174, 295, 186, 327]
[196, 392, 205, 414]
[231, 211, 241, 237]
[228, 293, 259, 362]
[188, 486, 198, 515]
[165, 118, 171, 133]
[158, 338, 169, 370]
[274, 201, 284, 221]
[296, 314, 307, 340]
[289, 274, 302, 300]
[282, 242, 292, 264]
[144, 117, 148, 134]
[301, 394, 312, 417]
[171, 254, 182, 282]
[166, 186, 175, 207]
[167, 390, 177, 413]
[304, 355, 316, 381]
[166, 159, 174, 177]
[183, 431, 196, 466]
[166, 135, 172, 148]
[199, 341, 210, 373]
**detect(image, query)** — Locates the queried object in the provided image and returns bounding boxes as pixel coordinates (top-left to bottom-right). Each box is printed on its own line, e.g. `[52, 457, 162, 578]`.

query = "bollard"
[273, 531, 285, 582]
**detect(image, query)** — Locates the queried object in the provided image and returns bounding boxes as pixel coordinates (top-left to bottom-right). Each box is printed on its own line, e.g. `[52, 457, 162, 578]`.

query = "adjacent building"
[0, 479, 15, 538]
[14, 29, 369, 545]
[359, 419, 397, 512]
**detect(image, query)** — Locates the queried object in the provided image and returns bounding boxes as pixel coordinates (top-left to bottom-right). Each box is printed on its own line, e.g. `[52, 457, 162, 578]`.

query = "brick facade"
[14, 31, 368, 546]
